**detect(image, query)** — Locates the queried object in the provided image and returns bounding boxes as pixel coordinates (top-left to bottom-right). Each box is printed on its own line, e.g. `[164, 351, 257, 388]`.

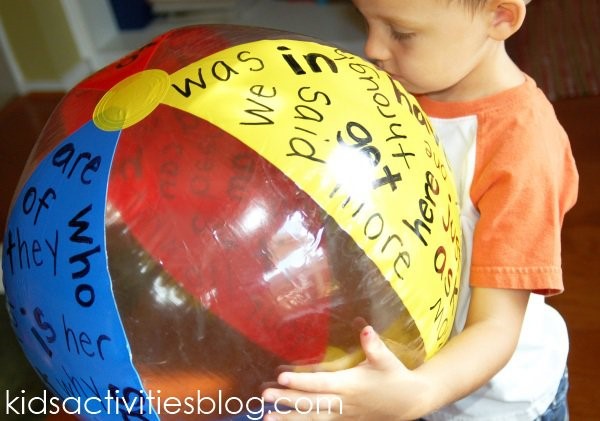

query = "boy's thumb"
[359, 326, 399, 369]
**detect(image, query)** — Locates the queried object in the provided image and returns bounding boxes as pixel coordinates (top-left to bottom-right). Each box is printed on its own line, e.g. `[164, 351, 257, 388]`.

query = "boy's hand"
[261, 325, 430, 420]
[261, 287, 530, 420]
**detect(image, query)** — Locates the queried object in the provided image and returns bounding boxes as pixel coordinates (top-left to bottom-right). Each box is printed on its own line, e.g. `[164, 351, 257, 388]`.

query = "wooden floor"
[0, 92, 598, 420]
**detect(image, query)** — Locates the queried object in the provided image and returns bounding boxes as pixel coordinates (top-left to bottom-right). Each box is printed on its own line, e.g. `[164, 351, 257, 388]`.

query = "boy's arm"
[262, 287, 530, 421]
[414, 287, 529, 412]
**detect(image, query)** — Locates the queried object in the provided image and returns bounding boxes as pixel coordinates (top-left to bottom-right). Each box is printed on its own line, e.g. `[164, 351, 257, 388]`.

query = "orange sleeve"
[469, 92, 578, 296]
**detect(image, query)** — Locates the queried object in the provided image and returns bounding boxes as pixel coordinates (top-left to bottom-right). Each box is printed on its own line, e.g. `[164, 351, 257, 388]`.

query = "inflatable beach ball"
[2, 25, 461, 420]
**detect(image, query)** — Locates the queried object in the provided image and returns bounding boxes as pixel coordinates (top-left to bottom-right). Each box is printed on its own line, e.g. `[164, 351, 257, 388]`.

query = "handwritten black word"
[54, 365, 107, 412]
[67, 205, 101, 308]
[402, 170, 440, 246]
[171, 50, 264, 98]
[336, 121, 405, 192]
[21, 187, 56, 226]
[278, 45, 338, 75]
[63, 313, 111, 360]
[344, 59, 434, 137]
[4, 228, 58, 276]
[240, 84, 277, 126]
[424, 139, 451, 182]
[328, 185, 411, 282]
[52, 142, 102, 185]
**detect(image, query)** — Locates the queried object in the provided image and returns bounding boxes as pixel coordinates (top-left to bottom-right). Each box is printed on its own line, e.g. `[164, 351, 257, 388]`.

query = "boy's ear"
[487, 0, 527, 41]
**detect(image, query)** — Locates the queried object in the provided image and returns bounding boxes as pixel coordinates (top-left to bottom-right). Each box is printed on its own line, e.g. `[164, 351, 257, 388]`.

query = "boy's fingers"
[264, 411, 336, 421]
[262, 389, 343, 420]
[277, 370, 345, 394]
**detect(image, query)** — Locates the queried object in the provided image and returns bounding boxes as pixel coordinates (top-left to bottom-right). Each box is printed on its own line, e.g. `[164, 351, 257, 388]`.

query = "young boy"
[262, 0, 578, 419]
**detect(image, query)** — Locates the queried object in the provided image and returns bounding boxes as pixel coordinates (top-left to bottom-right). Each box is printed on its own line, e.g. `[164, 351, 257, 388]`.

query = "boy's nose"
[363, 30, 390, 66]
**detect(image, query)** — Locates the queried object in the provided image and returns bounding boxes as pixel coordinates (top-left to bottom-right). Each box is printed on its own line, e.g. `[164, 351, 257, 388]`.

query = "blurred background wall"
[0, 0, 364, 108]
[0, 35, 16, 107]
[0, 0, 87, 105]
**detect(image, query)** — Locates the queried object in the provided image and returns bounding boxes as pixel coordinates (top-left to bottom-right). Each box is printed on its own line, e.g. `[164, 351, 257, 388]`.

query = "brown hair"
[448, 0, 488, 11]
[448, 0, 531, 11]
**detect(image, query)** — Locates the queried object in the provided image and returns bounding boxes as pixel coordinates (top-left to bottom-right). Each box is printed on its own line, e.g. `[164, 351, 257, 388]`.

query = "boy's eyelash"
[391, 30, 415, 41]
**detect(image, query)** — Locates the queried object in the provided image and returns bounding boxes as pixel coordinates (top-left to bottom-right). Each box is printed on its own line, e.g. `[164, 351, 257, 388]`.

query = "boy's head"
[447, 0, 531, 10]
[352, 0, 528, 100]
